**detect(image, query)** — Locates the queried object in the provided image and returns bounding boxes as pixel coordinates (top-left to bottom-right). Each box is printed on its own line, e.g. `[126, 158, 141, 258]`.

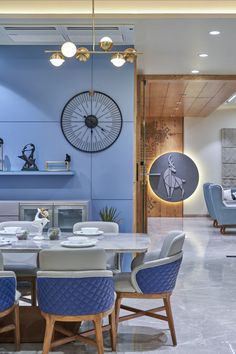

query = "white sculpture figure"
[33, 208, 49, 234]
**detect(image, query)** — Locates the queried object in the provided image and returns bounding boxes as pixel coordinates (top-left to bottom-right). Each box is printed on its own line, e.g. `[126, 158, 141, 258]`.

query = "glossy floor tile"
[2, 217, 236, 353]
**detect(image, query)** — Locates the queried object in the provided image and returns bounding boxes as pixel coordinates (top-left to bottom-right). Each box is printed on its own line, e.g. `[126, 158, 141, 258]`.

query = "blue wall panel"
[0, 46, 134, 233]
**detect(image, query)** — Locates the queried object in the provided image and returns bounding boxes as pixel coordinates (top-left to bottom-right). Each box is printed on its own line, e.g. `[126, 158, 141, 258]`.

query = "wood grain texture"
[138, 75, 236, 118]
[135, 75, 236, 225]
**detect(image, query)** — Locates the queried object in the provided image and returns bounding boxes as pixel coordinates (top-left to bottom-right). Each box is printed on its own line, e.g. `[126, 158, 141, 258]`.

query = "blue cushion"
[37, 277, 114, 316]
[0, 277, 16, 312]
[136, 258, 182, 294]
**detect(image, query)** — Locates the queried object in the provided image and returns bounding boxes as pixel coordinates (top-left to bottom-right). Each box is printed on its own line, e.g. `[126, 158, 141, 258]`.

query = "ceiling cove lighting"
[198, 53, 208, 58]
[209, 30, 220, 35]
[227, 93, 236, 103]
[191, 70, 200, 74]
[48, 0, 139, 68]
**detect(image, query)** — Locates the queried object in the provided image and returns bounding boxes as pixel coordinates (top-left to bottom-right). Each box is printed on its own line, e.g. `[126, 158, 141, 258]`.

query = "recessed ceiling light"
[191, 70, 199, 74]
[199, 53, 208, 58]
[209, 30, 220, 35]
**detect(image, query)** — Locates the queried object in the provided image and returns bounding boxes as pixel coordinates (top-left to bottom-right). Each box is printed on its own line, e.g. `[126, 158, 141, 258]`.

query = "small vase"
[47, 227, 61, 240]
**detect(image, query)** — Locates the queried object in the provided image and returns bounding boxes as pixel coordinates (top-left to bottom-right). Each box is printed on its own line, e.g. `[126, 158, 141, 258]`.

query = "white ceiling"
[0, 18, 236, 74]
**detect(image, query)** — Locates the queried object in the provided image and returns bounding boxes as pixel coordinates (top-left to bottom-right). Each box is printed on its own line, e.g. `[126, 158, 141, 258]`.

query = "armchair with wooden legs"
[114, 230, 185, 346]
[0, 251, 20, 351]
[37, 248, 116, 354]
[0, 221, 42, 305]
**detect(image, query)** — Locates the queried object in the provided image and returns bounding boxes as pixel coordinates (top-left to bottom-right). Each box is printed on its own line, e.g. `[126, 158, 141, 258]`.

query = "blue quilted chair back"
[203, 183, 216, 219]
[131, 252, 183, 294]
[37, 248, 115, 316]
[0, 271, 16, 312]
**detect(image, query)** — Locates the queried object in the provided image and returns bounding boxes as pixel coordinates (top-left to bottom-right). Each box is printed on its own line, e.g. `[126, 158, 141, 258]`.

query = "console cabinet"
[0, 200, 89, 232]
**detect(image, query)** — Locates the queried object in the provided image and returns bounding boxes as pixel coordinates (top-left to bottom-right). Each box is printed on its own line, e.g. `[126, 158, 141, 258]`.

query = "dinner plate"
[0, 230, 22, 235]
[33, 235, 45, 241]
[73, 230, 104, 236]
[68, 236, 88, 242]
[0, 240, 12, 246]
[60, 240, 97, 248]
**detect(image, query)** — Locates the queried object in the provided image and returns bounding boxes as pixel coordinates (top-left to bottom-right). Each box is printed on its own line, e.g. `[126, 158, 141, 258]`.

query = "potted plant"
[99, 206, 121, 224]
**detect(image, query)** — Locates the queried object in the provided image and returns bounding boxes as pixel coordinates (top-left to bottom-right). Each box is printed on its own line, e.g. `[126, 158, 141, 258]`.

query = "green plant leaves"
[99, 206, 121, 224]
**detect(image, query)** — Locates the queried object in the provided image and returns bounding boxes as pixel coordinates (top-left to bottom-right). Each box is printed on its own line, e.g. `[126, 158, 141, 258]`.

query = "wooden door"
[135, 77, 183, 232]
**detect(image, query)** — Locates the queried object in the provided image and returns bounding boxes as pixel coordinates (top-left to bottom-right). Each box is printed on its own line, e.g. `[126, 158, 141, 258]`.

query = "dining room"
[2, 1, 236, 354]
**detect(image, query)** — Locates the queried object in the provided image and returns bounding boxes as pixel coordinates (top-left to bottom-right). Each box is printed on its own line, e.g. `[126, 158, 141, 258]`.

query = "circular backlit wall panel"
[149, 152, 199, 202]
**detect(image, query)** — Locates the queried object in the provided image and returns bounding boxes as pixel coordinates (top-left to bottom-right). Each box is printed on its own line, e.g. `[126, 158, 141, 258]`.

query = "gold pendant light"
[48, 0, 140, 67]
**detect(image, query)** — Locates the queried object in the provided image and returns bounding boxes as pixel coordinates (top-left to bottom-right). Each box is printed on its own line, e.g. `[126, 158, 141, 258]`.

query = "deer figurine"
[163, 155, 186, 199]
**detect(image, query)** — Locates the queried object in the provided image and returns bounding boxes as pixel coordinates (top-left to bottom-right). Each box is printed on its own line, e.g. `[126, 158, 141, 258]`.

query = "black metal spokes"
[61, 91, 123, 152]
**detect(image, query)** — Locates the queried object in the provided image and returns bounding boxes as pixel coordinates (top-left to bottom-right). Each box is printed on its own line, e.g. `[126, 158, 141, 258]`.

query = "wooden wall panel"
[145, 114, 183, 218]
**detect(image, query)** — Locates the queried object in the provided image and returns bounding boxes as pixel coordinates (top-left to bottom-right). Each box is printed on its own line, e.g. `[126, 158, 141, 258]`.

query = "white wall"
[184, 106, 236, 215]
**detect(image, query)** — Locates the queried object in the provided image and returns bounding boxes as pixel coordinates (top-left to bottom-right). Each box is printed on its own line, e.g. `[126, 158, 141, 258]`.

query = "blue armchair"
[203, 183, 218, 227]
[0, 251, 20, 350]
[37, 248, 116, 354]
[210, 184, 236, 234]
[114, 230, 185, 346]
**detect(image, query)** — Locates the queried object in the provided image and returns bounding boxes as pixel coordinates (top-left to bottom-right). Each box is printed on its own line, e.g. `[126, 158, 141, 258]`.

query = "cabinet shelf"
[0, 171, 75, 176]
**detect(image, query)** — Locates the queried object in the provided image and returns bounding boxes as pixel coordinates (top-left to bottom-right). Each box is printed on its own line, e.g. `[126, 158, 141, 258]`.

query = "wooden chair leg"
[93, 315, 104, 354]
[220, 226, 226, 235]
[14, 305, 20, 351]
[42, 314, 55, 354]
[109, 310, 117, 351]
[115, 295, 122, 331]
[164, 296, 177, 346]
[31, 277, 37, 306]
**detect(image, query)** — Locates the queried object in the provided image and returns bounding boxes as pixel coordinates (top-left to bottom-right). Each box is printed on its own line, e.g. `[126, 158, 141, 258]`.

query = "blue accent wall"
[0, 46, 134, 232]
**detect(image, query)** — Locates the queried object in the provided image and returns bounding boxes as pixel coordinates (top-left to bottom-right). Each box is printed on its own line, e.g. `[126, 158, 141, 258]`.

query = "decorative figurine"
[33, 208, 49, 234]
[0, 138, 3, 171]
[18, 143, 38, 171]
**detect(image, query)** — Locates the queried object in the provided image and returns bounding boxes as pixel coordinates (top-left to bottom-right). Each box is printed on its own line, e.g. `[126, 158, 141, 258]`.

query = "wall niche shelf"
[0, 171, 75, 176]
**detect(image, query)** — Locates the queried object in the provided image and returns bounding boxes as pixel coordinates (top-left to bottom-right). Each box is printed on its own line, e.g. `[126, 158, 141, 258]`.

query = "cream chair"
[0, 221, 42, 305]
[73, 221, 121, 272]
[0, 251, 20, 350]
[37, 248, 116, 354]
[114, 231, 185, 346]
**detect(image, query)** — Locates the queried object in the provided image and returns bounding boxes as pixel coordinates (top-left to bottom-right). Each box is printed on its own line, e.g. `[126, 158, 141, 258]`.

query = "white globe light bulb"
[111, 53, 126, 67]
[61, 42, 77, 58]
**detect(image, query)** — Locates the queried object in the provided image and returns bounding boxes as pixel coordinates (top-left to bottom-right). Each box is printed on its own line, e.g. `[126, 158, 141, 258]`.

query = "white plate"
[33, 236, 45, 241]
[68, 236, 88, 242]
[74, 230, 104, 236]
[0, 240, 12, 246]
[60, 240, 97, 248]
[0, 230, 20, 235]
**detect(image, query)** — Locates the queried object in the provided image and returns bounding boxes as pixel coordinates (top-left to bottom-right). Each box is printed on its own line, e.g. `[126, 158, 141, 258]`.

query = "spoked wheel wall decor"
[61, 91, 123, 153]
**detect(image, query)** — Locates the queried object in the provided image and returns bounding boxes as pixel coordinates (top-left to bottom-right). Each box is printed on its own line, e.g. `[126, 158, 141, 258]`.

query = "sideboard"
[0, 200, 89, 232]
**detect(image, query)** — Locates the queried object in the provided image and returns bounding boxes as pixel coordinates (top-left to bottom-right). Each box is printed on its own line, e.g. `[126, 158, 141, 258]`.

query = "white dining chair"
[73, 221, 121, 272]
[0, 221, 42, 305]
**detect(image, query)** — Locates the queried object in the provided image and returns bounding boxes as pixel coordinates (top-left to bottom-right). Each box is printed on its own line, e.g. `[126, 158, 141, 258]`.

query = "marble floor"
[2, 217, 236, 354]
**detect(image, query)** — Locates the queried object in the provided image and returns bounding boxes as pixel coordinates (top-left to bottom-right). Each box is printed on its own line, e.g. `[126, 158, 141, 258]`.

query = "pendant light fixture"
[48, 0, 139, 67]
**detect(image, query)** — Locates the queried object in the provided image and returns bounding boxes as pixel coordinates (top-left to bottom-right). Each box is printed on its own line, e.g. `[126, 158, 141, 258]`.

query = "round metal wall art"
[61, 91, 123, 153]
[149, 152, 199, 202]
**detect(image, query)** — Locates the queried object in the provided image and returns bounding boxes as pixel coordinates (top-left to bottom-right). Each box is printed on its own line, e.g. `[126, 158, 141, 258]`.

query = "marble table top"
[0, 233, 150, 254]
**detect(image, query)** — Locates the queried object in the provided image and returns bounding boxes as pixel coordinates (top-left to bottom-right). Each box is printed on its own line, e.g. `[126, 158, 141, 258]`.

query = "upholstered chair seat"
[210, 184, 236, 234]
[0, 251, 20, 350]
[114, 230, 185, 347]
[0, 221, 42, 305]
[37, 248, 116, 354]
[73, 221, 120, 272]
